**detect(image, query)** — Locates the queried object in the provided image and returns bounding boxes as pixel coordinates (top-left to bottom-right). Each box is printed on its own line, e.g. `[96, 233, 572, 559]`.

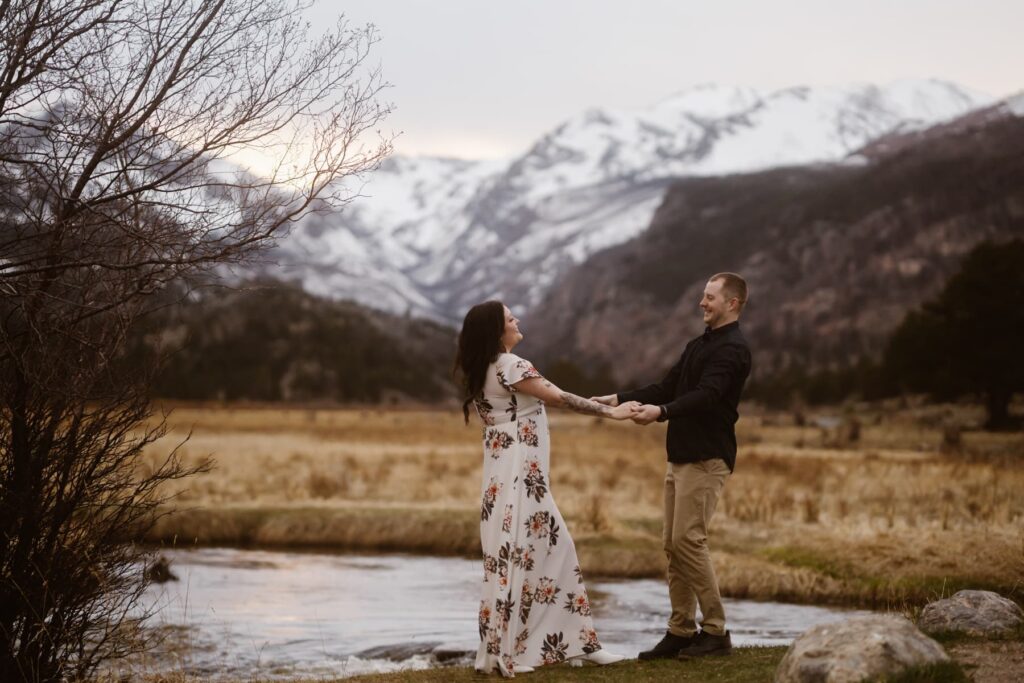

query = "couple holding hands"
[454, 272, 752, 677]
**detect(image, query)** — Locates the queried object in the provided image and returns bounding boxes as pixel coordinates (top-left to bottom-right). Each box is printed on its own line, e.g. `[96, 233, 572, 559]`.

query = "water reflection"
[116, 547, 870, 680]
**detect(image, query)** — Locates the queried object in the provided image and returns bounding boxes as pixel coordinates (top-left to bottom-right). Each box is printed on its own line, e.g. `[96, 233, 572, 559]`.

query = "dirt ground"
[949, 640, 1024, 682]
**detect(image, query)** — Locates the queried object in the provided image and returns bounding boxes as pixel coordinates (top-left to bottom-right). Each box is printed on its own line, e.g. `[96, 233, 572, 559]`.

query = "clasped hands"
[592, 395, 661, 425]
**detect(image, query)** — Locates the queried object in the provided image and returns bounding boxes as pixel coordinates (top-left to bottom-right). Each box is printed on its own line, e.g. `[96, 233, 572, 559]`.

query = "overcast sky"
[312, 1, 1022, 160]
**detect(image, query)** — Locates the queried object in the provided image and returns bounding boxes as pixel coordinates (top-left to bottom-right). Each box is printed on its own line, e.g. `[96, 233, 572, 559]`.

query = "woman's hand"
[610, 401, 641, 420]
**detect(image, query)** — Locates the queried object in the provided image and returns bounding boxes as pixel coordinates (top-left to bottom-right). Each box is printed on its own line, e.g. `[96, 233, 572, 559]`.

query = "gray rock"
[431, 644, 473, 663]
[354, 641, 441, 661]
[775, 614, 949, 683]
[918, 590, 1024, 636]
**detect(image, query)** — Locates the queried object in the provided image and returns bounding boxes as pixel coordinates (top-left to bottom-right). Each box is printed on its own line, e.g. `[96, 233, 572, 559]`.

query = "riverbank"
[140, 404, 1024, 609]
[145, 501, 1022, 610]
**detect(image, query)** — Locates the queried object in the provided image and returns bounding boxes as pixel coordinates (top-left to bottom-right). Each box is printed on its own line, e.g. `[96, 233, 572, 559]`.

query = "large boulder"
[918, 589, 1024, 636]
[775, 614, 948, 683]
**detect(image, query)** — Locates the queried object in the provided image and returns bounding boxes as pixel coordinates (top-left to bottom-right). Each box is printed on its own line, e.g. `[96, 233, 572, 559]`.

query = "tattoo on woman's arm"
[559, 391, 613, 417]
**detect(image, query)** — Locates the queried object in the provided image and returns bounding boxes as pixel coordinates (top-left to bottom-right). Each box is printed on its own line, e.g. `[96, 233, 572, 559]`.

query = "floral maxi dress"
[474, 352, 602, 677]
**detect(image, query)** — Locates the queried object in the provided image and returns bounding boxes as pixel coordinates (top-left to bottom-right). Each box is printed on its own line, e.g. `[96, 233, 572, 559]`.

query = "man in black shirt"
[593, 272, 751, 660]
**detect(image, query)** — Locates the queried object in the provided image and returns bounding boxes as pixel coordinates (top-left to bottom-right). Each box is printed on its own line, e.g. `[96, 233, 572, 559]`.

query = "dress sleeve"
[495, 353, 544, 392]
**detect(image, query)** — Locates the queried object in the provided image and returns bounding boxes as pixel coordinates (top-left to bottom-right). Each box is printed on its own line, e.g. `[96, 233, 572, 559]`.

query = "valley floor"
[141, 402, 1024, 611]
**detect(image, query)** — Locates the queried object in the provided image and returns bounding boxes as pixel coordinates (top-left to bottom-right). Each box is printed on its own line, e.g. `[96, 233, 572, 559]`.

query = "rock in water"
[918, 590, 1024, 636]
[354, 642, 442, 661]
[775, 615, 948, 683]
[144, 554, 178, 583]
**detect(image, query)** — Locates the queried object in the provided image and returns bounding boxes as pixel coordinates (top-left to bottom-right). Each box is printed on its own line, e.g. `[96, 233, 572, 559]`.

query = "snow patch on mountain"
[275, 80, 994, 320]
[1005, 92, 1024, 117]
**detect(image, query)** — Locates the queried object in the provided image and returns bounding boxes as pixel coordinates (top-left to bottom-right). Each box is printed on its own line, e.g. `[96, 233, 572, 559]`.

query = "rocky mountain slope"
[519, 97, 1024, 390]
[273, 80, 990, 320]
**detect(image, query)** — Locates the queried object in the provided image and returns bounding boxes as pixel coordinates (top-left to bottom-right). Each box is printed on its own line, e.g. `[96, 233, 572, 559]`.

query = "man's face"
[700, 279, 733, 328]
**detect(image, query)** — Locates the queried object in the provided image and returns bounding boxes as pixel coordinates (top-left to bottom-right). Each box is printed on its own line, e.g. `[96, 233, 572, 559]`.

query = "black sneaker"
[677, 630, 732, 659]
[637, 631, 696, 660]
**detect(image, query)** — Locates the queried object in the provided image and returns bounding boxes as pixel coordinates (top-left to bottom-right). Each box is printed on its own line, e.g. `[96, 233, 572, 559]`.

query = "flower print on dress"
[574, 564, 583, 584]
[513, 359, 542, 381]
[478, 601, 492, 640]
[481, 478, 502, 521]
[524, 511, 551, 539]
[484, 428, 514, 459]
[482, 553, 497, 582]
[485, 627, 500, 655]
[564, 590, 591, 616]
[534, 577, 560, 605]
[579, 626, 600, 654]
[547, 515, 560, 549]
[514, 628, 531, 656]
[496, 542, 511, 588]
[512, 544, 535, 571]
[496, 368, 512, 393]
[474, 352, 602, 676]
[495, 594, 515, 630]
[522, 458, 547, 503]
[519, 579, 533, 625]
[475, 397, 495, 425]
[518, 418, 539, 447]
[505, 394, 517, 422]
[540, 632, 568, 664]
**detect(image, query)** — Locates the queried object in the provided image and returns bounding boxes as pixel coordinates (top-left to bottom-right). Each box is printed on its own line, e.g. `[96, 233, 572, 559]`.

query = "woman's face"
[500, 306, 523, 351]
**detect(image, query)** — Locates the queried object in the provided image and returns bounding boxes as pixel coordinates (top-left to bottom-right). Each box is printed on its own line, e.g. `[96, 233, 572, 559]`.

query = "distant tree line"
[747, 239, 1024, 429]
[129, 280, 455, 404]
[135, 241, 1022, 430]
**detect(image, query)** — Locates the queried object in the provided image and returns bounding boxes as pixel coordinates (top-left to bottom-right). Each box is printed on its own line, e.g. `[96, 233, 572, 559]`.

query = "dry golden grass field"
[140, 401, 1024, 609]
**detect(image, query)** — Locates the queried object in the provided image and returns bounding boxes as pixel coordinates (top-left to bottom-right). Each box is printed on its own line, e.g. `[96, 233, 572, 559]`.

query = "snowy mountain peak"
[1004, 91, 1024, 117]
[653, 83, 764, 120]
[275, 80, 995, 320]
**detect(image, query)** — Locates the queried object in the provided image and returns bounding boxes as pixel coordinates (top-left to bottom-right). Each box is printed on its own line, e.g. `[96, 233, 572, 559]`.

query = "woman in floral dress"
[455, 301, 638, 677]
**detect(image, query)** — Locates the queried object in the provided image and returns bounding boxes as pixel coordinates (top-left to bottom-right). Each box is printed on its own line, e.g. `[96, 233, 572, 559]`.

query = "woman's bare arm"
[513, 377, 637, 419]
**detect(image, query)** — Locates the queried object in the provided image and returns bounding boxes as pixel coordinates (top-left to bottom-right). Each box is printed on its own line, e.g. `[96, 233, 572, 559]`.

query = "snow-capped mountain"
[273, 79, 993, 320]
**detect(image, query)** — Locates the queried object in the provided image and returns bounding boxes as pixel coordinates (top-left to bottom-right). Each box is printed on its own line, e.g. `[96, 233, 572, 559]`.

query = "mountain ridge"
[517, 102, 1024, 391]
[270, 79, 992, 320]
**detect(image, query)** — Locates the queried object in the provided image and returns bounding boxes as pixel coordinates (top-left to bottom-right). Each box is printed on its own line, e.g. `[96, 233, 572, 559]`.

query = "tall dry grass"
[140, 401, 1024, 607]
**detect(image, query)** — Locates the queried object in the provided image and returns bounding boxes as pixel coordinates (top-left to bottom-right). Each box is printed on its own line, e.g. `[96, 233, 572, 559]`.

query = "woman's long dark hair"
[454, 300, 506, 424]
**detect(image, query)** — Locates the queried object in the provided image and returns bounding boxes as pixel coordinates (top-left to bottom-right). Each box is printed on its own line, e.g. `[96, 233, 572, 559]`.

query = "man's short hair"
[710, 272, 748, 311]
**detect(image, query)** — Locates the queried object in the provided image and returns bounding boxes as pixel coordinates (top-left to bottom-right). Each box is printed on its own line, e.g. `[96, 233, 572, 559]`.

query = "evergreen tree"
[883, 240, 1024, 429]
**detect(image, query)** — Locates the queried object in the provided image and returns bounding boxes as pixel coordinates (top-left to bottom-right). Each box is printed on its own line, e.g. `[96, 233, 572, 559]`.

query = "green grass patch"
[343, 646, 788, 682]
[760, 545, 851, 579]
[855, 574, 1021, 610]
[760, 545, 1022, 609]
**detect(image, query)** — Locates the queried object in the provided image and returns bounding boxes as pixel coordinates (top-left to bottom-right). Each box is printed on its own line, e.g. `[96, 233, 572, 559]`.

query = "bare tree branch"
[0, 0, 392, 679]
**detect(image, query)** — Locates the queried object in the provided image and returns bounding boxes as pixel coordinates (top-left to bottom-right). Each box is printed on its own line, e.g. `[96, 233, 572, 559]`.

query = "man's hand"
[631, 404, 662, 425]
[589, 394, 619, 407]
[609, 401, 641, 420]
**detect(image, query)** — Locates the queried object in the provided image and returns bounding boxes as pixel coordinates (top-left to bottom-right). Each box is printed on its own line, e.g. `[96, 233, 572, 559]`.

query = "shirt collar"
[704, 320, 739, 340]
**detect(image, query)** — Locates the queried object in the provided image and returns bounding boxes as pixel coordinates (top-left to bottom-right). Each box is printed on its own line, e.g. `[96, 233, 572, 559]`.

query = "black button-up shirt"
[617, 321, 751, 471]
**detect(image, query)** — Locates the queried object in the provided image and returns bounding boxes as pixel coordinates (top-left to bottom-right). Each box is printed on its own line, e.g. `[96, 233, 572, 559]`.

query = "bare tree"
[0, 0, 392, 679]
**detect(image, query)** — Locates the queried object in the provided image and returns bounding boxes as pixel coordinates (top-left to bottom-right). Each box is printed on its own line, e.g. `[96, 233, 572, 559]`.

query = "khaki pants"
[663, 458, 730, 637]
